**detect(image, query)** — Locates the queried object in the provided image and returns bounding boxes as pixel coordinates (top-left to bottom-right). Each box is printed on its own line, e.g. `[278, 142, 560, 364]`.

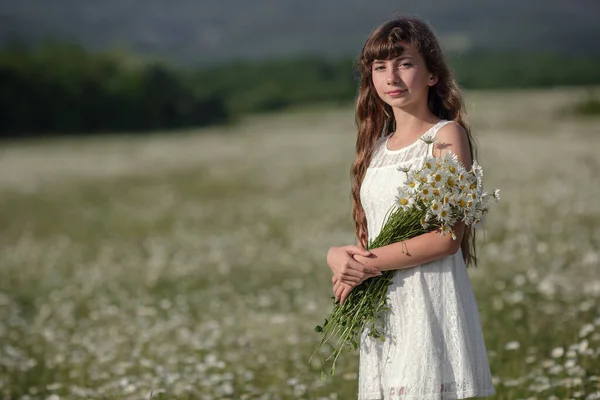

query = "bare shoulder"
[432, 121, 472, 166]
[435, 121, 468, 147]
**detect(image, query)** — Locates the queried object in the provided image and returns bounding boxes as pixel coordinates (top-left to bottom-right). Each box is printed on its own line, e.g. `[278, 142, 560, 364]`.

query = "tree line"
[1, 41, 599, 137]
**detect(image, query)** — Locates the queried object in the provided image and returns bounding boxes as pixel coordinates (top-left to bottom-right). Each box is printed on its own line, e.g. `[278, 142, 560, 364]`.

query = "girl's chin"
[383, 98, 412, 108]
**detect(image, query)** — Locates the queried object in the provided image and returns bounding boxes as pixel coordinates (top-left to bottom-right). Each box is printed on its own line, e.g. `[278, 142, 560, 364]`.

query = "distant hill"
[1, 0, 599, 64]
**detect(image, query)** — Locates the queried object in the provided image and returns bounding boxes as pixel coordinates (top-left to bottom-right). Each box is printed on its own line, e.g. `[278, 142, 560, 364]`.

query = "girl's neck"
[391, 104, 438, 136]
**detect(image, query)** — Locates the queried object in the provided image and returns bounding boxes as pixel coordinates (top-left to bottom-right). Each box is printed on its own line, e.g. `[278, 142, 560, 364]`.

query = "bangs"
[363, 38, 406, 63]
[360, 21, 421, 67]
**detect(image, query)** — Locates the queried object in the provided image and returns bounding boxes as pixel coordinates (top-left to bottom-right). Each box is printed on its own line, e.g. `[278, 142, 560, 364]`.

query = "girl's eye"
[399, 63, 412, 67]
[374, 66, 385, 71]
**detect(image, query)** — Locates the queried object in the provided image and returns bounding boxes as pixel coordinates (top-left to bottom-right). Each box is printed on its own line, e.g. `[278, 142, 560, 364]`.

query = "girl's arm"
[352, 222, 465, 271]
[353, 121, 472, 272]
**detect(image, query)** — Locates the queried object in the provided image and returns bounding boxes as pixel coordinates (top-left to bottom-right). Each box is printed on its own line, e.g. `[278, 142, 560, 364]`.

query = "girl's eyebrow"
[373, 56, 413, 63]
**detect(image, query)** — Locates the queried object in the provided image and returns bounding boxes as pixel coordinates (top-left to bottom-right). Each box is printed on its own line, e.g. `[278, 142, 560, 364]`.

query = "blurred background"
[1, 0, 600, 135]
[1, 1, 599, 399]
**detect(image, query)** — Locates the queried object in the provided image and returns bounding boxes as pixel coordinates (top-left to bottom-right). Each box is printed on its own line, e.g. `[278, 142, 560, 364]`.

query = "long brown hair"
[351, 16, 479, 267]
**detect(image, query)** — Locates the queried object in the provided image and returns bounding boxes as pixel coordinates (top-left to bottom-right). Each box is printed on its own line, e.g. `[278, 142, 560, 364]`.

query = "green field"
[1, 87, 600, 399]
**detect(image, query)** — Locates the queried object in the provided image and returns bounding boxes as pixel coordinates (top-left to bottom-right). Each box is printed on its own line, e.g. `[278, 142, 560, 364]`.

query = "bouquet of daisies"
[311, 135, 500, 377]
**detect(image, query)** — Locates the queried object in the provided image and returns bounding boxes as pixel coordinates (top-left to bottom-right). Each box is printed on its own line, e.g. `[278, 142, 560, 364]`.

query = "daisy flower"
[421, 157, 436, 174]
[445, 175, 459, 192]
[396, 164, 411, 174]
[430, 199, 442, 216]
[420, 133, 436, 145]
[413, 169, 429, 185]
[493, 189, 501, 203]
[438, 203, 453, 224]
[430, 186, 442, 199]
[428, 169, 448, 186]
[442, 152, 460, 173]
[418, 185, 434, 202]
[395, 191, 415, 210]
[439, 224, 457, 239]
[403, 174, 419, 193]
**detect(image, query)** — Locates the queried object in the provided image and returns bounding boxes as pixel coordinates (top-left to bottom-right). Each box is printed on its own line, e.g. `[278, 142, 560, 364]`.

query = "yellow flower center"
[470, 183, 477, 189]
[422, 188, 429, 195]
[425, 162, 432, 169]
[441, 210, 447, 218]
[449, 166, 456, 173]
[432, 203, 439, 210]
[434, 174, 442, 182]
[433, 189, 440, 196]
[400, 198, 409, 206]
[471, 193, 476, 199]
[467, 201, 473, 207]
[409, 181, 415, 188]
[447, 178, 455, 187]
[420, 177, 427, 183]
[459, 199, 466, 207]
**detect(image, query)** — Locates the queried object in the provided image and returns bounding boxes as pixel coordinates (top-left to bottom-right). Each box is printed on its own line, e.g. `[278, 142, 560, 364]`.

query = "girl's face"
[371, 41, 438, 110]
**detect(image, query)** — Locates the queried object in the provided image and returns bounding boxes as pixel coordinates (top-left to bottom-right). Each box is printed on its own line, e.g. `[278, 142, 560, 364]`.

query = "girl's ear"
[428, 74, 439, 86]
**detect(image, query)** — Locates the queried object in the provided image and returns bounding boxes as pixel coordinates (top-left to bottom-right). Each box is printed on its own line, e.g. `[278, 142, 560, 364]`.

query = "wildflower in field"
[579, 323, 595, 338]
[505, 341, 520, 351]
[551, 347, 564, 358]
[578, 339, 589, 353]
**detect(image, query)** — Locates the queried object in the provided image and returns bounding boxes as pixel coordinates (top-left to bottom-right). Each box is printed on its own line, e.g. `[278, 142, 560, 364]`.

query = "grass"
[571, 90, 600, 116]
[1, 87, 599, 399]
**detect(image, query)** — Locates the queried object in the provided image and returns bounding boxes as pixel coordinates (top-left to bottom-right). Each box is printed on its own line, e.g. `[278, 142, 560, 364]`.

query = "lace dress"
[358, 120, 496, 400]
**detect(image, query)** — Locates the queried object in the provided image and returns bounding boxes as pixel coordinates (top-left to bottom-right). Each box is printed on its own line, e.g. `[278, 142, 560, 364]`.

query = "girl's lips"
[387, 89, 407, 96]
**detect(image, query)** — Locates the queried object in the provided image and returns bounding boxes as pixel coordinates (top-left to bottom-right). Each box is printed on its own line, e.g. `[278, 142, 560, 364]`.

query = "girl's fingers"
[345, 245, 372, 256]
[342, 260, 379, 280]
[339, 276, 361, 287]
[340, 285, 353, 305]
[340, 274, 361, 284]
[349, 259, 381, 275]
[335, 285, 344, 303]
[333, 279, 341, 293]
[333, 280, 344, 302]
[342, 263, 366, 279]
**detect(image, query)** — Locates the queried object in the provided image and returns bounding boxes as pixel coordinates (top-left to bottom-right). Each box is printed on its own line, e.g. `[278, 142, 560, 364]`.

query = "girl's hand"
[327, 245, 381, 285]
[332, 275, 356, 305]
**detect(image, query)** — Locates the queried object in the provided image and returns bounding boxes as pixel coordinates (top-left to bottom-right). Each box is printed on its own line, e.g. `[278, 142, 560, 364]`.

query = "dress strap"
[430, 119, 453, 140]
[427, 120, 455, 158]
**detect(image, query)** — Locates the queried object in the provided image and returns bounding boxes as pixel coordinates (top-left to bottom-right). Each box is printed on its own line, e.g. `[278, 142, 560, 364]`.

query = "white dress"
[358, 120, 496, 400]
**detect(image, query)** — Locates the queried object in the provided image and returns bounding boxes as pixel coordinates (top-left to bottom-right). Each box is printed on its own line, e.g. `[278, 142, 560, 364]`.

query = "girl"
[326, 16, 496, 399]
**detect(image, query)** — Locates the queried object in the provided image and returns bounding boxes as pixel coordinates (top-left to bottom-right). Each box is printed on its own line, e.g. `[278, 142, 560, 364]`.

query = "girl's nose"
[387, 70, 400, 85]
